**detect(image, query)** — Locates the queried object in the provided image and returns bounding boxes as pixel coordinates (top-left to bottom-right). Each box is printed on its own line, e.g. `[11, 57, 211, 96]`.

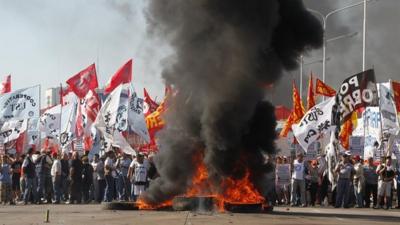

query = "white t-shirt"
[105, 157, 117, 178]
[130, 161, 147, 183]
[292, 159, 305, 180]
[51, 159, 61, 177]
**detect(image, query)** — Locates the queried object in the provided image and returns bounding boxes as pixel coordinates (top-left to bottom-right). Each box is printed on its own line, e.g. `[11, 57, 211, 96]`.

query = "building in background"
[45, 87, 61, 108]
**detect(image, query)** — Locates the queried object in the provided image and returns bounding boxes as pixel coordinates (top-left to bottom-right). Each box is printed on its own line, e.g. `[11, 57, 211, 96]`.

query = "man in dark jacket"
[60, 152, 70, 202]
[81, 156, 93, 203]
[22, 148, 38, 204]
[67, 152, 83, 204]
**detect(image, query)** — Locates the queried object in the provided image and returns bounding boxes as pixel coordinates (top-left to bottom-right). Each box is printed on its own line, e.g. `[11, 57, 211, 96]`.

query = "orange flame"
[220, 170, 265, 204]
[136, 198, 172, 210]
[137, 152, 265, 211]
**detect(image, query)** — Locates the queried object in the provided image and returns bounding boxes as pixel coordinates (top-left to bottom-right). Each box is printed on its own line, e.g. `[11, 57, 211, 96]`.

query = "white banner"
[378, 83, 399, 134]
[0, 119, 27, 143]
[363, 107, 381, 147]
[40, 104, 61, 139]
[60, 96, 78, 147]
[128, 90, 150, 143]
[115, 86, 129, 132]
[27, 118, 40, 147]
[0, 85, 40, 121]
[112, 131, 136, 156]
[292, 97, 336, 151]
[94, 85, 122, 151]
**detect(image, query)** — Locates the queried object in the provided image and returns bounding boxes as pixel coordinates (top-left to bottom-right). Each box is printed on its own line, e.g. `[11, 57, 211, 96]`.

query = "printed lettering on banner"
[292, 97, 336, 151]
[338, 70, 378, 123]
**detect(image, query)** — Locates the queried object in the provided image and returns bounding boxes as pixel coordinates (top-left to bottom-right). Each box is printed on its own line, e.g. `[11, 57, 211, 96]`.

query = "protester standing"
[51, 152, 62, 204]
[0, 155, 13, 205]
[92, 154, 105, 203]
[335, 152, 354, 208]
[10, 154, 22, 203]
[317, 154, 329, 206]
[81, 156, 93, 203]
[104, 151, 116, 202]
[68, 152, 83, 204]
[22, 148, 38, 204]
[128, 153, 147, 202]
[308, 160, 319, 206]
[376, 156, 395, 209]
[35, 149, 53, 203]
[353, 155, 365, 208]
[290, 152, 307, 207]
[116, 152, 132, 201]
[364, 157, 378, 208]
[60, 151, 70, 202]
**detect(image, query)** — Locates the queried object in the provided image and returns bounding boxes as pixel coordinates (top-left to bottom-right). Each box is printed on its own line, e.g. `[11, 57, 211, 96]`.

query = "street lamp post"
[299, 32, 357, 98]
[308, 0, 375, 84]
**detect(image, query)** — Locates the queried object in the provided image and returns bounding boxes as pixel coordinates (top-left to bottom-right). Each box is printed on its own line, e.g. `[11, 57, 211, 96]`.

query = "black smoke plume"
[142, 0, 323, 205]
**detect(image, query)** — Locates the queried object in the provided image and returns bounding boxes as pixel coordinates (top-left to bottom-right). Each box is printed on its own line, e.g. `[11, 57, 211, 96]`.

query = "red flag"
[392, 80, 400, 113]
[144, 88, 159, 116]
[66, 64, 98, 98]
[0, 75, 11, 94]
[339, 112, 358, 150]
[104, 59, 132, 94]
[292, 81, 305, 123]
[316, 78, 336, 97]
[279, 112, 295, 138]
[307, 74, 316, 110]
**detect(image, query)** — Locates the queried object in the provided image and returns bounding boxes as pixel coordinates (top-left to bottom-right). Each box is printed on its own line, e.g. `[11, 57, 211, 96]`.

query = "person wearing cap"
[353, 155, 365, 208]
[334, 151, 355, 208]
[128, 152, 147, 202]
[51, 152, 62, 204]
[364, 156, 378, 208]
[376, 156, 395, 209]
[290, 152, 307, 207]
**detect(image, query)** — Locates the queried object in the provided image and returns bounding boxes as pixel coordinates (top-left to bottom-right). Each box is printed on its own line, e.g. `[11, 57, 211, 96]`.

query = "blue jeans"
[23, 177, 38, 203]
[104, 175, 115, 202]
[354, 181, 363, 207]
[52, 176, 62, 203]
[336, 178, 351, 208]
[116, 174, 131, 201]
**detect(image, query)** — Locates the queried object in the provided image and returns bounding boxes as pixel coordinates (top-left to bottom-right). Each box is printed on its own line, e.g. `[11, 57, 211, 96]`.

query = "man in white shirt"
[51, 152, 62, 204]
[128, 153, 147, 202]
[104, 151, 116, 202]
[291, 152, 306, 207]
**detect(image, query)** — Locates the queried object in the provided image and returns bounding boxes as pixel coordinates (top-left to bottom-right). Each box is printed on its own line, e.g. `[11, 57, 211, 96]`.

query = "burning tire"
[102, 202, 139, 210]
[172, 196, 216, 211]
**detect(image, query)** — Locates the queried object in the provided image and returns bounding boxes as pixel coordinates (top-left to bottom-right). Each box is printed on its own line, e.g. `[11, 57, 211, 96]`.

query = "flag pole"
[38, 85, 42, 151]
[58, 83, 63, 153]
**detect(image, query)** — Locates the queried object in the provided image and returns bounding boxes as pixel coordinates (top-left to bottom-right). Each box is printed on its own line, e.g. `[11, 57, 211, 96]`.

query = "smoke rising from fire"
[142, 0, 323, 204]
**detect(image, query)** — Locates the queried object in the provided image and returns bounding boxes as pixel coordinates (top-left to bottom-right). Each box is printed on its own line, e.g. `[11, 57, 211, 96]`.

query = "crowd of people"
[269, 150, 400, 210]
[0, 147, 157, 205]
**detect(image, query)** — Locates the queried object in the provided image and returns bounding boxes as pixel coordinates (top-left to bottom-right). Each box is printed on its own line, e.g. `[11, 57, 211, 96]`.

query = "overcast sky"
[0, 0, 171, 103]
[1, 0, 399, 107]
